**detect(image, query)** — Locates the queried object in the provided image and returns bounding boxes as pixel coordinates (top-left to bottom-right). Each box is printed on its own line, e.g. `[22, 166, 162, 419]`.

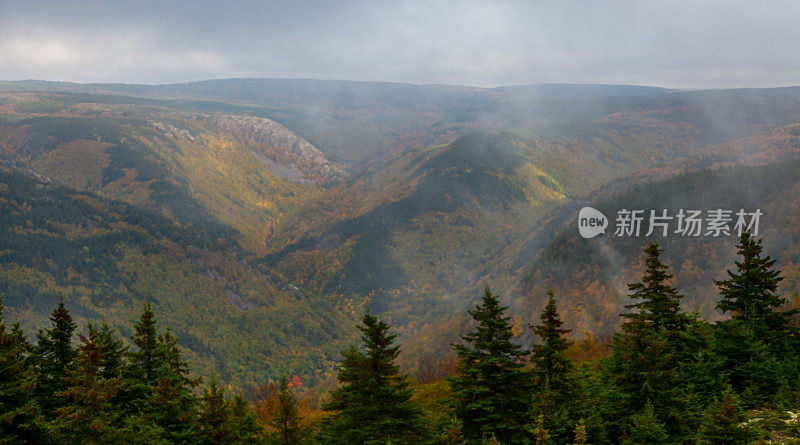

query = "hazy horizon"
[1, 0, 798, 90]
[5, 76, 800, 92]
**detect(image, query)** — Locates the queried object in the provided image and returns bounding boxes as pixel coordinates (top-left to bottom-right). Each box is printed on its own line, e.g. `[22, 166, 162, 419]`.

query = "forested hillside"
[515, 158, 800, 340]
[0, 169, 355, 390]
[0, 91, 342, 252]
[6, 234, 800, 443]
[263, 94, 800, 370]
[1, 80, 800, 395]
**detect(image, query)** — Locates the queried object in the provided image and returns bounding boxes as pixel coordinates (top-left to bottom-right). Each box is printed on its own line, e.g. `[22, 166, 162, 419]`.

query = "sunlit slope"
[265, 132, 568, 326]
[264, 112, 800, 372]
[2, 82, 800, 382]
[0, 168, 355, 390]
[0, 92, 343, 252]
[265, 90, 800, 326]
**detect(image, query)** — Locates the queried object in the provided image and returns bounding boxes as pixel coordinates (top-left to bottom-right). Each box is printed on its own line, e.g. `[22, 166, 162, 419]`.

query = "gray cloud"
[0, 0, 798, 88]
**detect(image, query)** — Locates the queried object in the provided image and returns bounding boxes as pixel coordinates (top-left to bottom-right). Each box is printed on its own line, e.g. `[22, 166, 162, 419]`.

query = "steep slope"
[266, 85, 800, 321]
[0, 168, 356, 390]
[8, 80, 800, 174]
[0, 79, 495, 165]
[264, 94, 800, 370]
[0, 92, 344, 252]
[0, 79, 676, 165]
[2, 80, 800, 382]
[265, 132, 568, 328]
[421, 87, 800, 165]
[514, 156, 800, 342]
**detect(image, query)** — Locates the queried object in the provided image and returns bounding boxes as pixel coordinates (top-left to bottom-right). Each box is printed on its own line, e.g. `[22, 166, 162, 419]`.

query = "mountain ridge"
[1, 81, 800, 387]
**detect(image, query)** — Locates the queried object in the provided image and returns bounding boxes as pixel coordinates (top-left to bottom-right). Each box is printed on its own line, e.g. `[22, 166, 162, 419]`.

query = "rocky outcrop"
[209, 115, 346, 184]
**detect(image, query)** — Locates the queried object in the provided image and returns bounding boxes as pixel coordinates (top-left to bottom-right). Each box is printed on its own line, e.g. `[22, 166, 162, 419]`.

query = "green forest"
[4, 232, 800, 444]
[3, 87, 800, 396]
[2, 82, 800, 444]
[1, 0, 799, 441]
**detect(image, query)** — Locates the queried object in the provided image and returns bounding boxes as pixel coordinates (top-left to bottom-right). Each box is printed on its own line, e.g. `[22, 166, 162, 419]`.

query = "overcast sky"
[0, 0, 798, 88]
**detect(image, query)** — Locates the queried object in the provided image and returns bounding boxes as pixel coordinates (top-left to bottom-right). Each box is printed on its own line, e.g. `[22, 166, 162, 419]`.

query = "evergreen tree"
[50, 327, 123, 444]
[198, 379, 261, 444]
[600, 317, 675, 442]
[123, 302, 164, 416]
[436, 415, 465, 445]
[624, 241, 684, 332]
[0, 298, 45, 444]
[319, 313, 427, 444]
[623, 402, 668, 445]
[715, 232, 788, 340]
[531, 291, 573, 396]
[713, 233, 792, 404]
[697, 391, 750, 445]
[271, 377, 301, 445]
[95, 323, 127, 379]
[671, 314, 726, 439]
[530, 291, 575, 442]
[712, 320, 782, 407]
[601, 242, 687, 441]
[144, 329, 200, 444]
[120, 305, 202, 442]
[31, 300, 77, 418]
[198, 379, 234, 444]
[229, 395, 262, 444]
[449, 288, 530, 444]
[571, 364, 608, 444]
[129, 302, 160, 385]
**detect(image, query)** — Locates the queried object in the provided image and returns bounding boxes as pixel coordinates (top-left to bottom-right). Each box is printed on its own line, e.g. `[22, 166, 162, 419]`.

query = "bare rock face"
[210, 115, 346, 184]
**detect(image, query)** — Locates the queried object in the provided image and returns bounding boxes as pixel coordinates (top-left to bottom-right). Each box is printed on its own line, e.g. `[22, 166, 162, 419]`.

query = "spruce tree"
[531, 291, 573, 395]
[697, 391, 750, 445]
[624, 402, 668, 445]
[530, 291, 575, 443]
[228, 395, 262, 444]
[570, 363, 608, 444]
[197, 379, 261, 444]
[625, 241, 684, 332]
[122, 302, 162, 415]
[600, 317, 675, 442]
[712, 320, 781, 407]
[144, 329, 200, 444]
[31, 300, 77, 418]
[129, 302, 160, 384]
[319, 313, 426, 444]
[670, 314, 726, 438]
[121, 305, 202, 442]
[198, 379, 233, 444]
[715, 232, 788, 338]
[50, 327, 123, 444]
[95, 323, 127, 379]
[272, 377, 301, 445]
[713, 233, 791, 403]
[0, 299, 45, 443]
[601, 243, 687, 441]
[449, 288, 530, 444]
[436, 415, 465, 445]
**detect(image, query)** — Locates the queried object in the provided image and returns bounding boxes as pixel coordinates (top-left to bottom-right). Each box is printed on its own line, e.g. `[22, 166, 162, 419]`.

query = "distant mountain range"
[1, 78, 799, 386]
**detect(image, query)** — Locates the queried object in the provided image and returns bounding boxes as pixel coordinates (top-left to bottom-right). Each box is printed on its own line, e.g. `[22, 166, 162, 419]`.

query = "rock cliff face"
[209, 114, 346, 184]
